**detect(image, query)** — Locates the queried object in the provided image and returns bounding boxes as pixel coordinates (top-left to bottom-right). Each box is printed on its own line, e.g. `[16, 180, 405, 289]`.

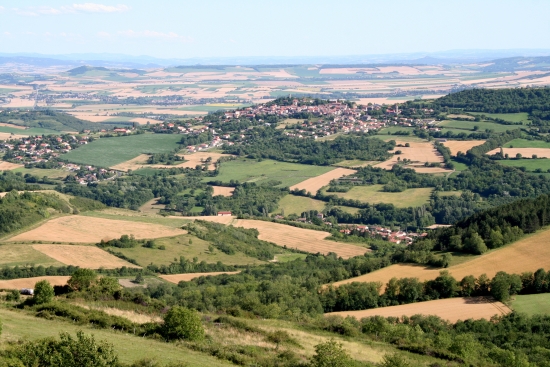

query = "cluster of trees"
[0, 171, 41, 192]
[0, 191, 72, 235]
[97, 235, 156, 249]
[0, 108, 103, 132]
[435, 87, 550, 124]
[146, 152, 184, 165]
[225, 134, 394, 165]
[431, 194, 550, 254]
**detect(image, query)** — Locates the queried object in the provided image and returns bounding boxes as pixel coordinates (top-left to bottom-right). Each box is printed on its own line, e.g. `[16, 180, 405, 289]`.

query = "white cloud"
[118, 30, 192, 42]
[72, 3, 130, 13]
[0, 6, 5, 13]
[3, 32, 11, 36]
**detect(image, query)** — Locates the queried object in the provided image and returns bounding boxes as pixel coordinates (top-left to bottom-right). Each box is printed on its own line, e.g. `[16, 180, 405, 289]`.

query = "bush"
[162, 306, 205, 341]
[67, 268, 97, 291]
[310, 339, 354, 367]
[34, 280, 54, 304]
[5, 289, 20, 302]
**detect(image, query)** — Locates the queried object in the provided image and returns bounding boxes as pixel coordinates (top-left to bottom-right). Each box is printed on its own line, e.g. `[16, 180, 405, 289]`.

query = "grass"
[80, 210, 191, 228]
[323, 185, 432, 208]
[212, 159, 334, 188]
[438, 191, 462, 197]
[0, 125, 59, 135]
[439, 120, 521, 133]
[62, 133, 183, 167]
[450, 159, 469, 171]
[274, 253, 308, 262]
[511, 294, 550, 316]
[468, 112, 530, 123]
[0, 308, 232, 367]
[13, 167, 68, 180]
[110, 234, 266, 267]
[274, 195, 326, 216]
[497, 158, 550, 172]
[276, 118, 303, 129]
[0, 244, 64, 267]
[333, 206, 360, 214]
[378, 126, 415, 135]
[504, 139, 550, 149]
[333, 159, 377, 168]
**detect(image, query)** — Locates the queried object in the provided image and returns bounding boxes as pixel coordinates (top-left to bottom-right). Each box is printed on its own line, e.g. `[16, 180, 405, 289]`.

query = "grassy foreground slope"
[331, 226, 550, 287]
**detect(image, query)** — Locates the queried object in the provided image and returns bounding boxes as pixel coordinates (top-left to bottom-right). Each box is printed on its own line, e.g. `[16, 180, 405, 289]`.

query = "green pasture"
[497, 158, 550, 172]
[439, 120, 521, 133]
[504, 139, 550, 149]
[511, 293, 550, 316]
[468, 112, 529, 123]
[274, 195, 326, 216]
[322, 185, 432, 208]
[378, 126, 415, 135]
[212, 159, 333, 188]
[62, 133, 183, 167]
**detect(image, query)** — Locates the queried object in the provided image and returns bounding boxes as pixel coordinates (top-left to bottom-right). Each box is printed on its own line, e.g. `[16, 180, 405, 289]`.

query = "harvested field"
[233, 219, 368, 258]
[10, 216, 185, 243]
[139, 198, 165, 214]
[374, 140, 451, 174]
[323, 185, 432, 208]
[0, 162, 24, 171]
[212, 186, 235, 197]
[487, 147, 550, 159]
[443, 140, 486, 156]
[180, 215, 237, 225]
[160, 272, 241, 284]
[289, 168, 356, 194]
[169, 152, 232, 171]
[110, 154, 149, 171]
[0, 276, 70, 289]
[331, 227, 550, 287]
[32, 245, 140, 269]
[327, 297, 510, 323]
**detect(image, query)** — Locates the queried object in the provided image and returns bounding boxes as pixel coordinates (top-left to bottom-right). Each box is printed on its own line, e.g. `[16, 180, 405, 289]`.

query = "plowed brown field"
[32, 245, 140, 269]
[160, 272, 241, 284]
[326, 297, 510, 323]
[289, 168, 356, 194]
[330, 227, 550, 287]
[0, 276, 70, 289]
[233, 219, 368, 258]
[443, 140, 485, 156]
[10, 216, 185, 243]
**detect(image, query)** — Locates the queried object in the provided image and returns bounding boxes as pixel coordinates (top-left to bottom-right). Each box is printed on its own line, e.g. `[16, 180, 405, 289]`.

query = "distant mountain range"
[2, 49, 550, 69]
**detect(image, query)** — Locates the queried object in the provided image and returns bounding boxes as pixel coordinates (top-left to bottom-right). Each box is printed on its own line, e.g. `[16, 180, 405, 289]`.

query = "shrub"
[310, 339, 354, 367]
[34, 280, 55, 304]
[162, 306, 205, 341]
[67, 268, 97, 291]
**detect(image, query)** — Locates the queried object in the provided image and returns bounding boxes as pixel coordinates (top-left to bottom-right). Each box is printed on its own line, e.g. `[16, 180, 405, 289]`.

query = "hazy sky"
[1, 0, 550, 58]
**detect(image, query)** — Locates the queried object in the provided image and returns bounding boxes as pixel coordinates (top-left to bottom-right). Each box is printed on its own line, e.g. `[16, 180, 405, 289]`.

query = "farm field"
[12, 167, 68, 179]
[442, 140, 485, 156]
[374, 140, 451, 174]
[504, 139, 550, 149]
[330, 226, 550, 287]
[0, 244, 64, 267]
[62, 133, 183, 167]
[378, 126, 416, 135]
[233, 219, 368, 258]
[212, 186, 235, 197]
[468, 112, 530, 123]
[439, 120, 521, 132]
[0, 308, 233, 367]
[9, 215, 185, 243]
[32, 244, 140, 269]
[327, 297, 510, 323]
[0, 276, 70, 289]
[0, 161, 23, 171]
[323, 185, 432, 208]
[511, 294, 550, 316]
[212, 159, 334, 188]
[274, 194, 326, 216]
[497, 158, 550, 172]
[112, 234, 265, 266]
[289, 167, 356, 194]
[487, 147, 550, 158]
[333, 159, 377, 168]
[159, 271, 241, 284]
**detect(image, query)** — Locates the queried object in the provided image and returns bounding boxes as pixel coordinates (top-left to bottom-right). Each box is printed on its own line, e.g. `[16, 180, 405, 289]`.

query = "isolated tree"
[34, 280, 54, 304]
[67, 269, 97, 292]
[310, 339, 353, 367]
[162, 306, 205, 341]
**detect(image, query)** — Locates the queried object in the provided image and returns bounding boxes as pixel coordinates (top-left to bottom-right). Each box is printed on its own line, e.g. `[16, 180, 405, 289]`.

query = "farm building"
[217, 211, 232, 216]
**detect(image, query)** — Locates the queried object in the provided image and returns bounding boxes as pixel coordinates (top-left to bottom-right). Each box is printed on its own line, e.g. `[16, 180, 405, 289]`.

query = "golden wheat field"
[10, 216, 185, 243]
[330, 227, 550, 287]
[289, 168, 356, 194]
[326, 297, 511, 323]
[212, 186, 235, 197]
[443, 140, 486, 156]
[233, 219, 368, 258]
[0, 276, 70, 289]
[487, 147, 550, 158]
[374, 140, 451, 173]
[32, 244, 140, 269]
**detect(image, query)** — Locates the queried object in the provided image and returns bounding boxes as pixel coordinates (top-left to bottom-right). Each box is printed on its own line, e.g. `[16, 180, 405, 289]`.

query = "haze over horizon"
[1, 0, 550, 61]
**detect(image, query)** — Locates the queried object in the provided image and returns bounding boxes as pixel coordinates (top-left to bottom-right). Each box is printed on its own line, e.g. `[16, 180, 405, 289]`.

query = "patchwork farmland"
[32, 244, 140, 269]
[289, 168, 356, 194]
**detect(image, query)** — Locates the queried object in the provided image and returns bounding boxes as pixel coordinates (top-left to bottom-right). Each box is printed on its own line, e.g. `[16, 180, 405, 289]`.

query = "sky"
[1, 0, 550, 59]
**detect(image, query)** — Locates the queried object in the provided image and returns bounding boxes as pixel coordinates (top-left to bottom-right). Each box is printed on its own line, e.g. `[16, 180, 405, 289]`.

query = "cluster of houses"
[0, 134, 88, 164]
[338, 224, 426, 245]
[63, 163, 117, 184]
